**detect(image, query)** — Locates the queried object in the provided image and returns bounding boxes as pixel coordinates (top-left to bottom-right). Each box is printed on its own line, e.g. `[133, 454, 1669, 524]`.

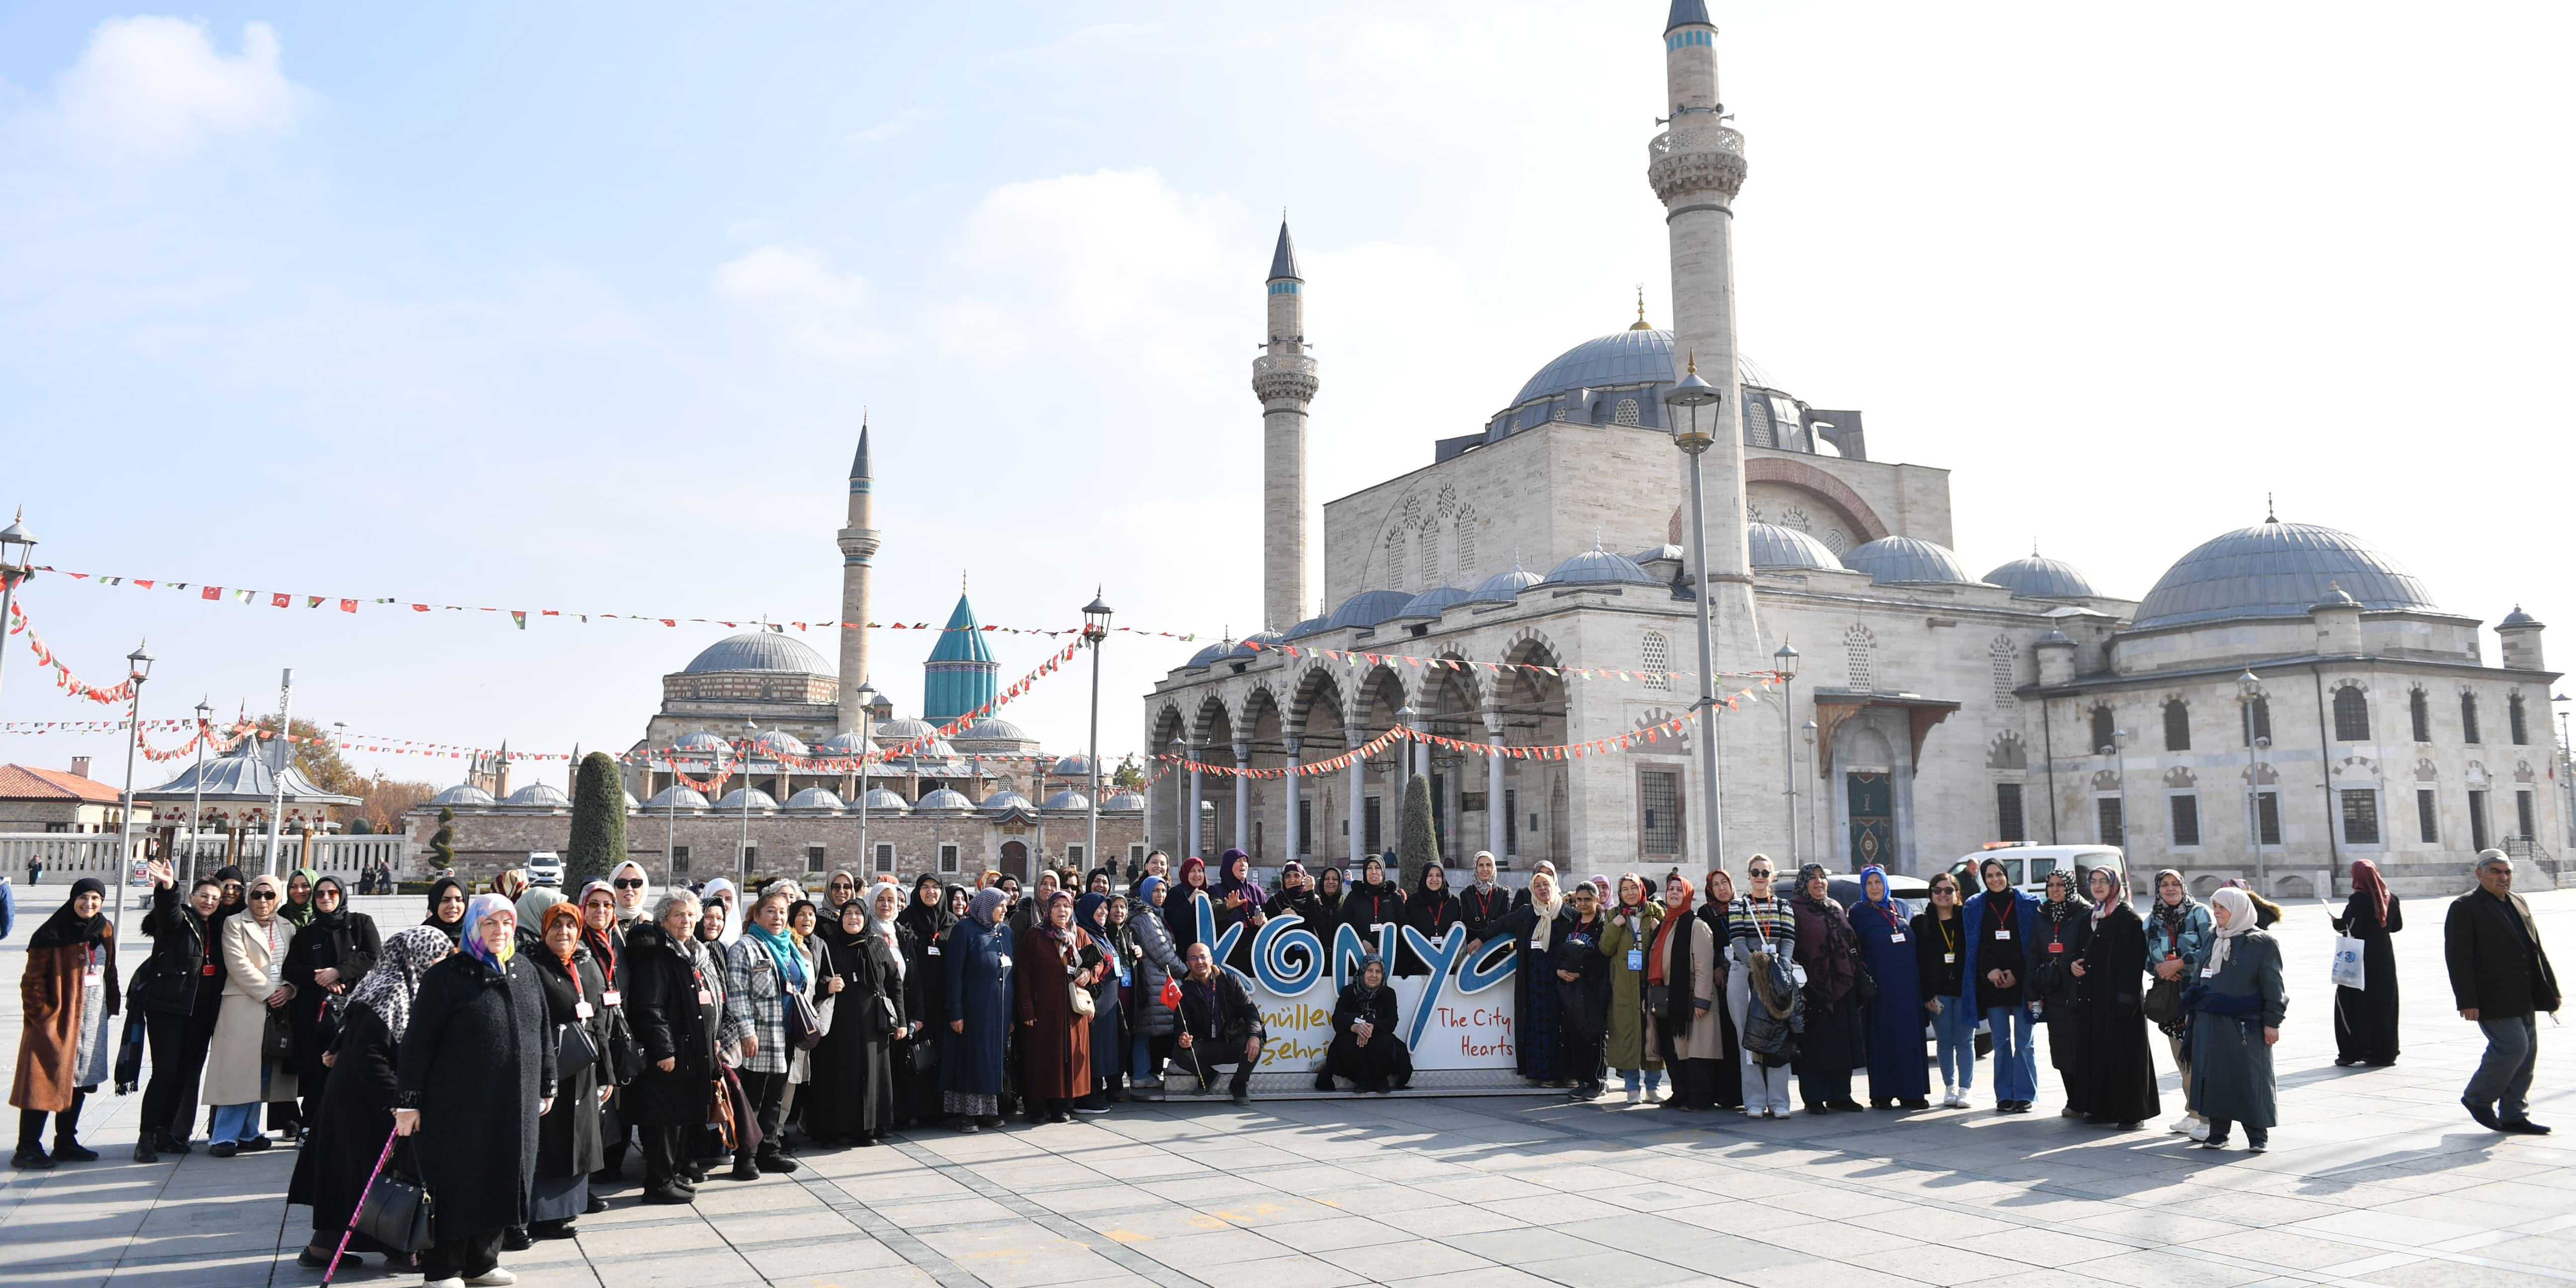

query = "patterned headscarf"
[462, 893, 517, 971]
[2089, 861, 2126, 926]
[346, 926, 454, 1045]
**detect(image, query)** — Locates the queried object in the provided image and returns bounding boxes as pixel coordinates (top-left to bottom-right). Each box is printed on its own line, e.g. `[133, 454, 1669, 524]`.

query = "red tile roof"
[0, 764, 125, 805]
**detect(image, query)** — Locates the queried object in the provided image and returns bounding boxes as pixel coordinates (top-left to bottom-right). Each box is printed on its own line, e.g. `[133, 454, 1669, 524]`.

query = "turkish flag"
[202, 587, 221, 600]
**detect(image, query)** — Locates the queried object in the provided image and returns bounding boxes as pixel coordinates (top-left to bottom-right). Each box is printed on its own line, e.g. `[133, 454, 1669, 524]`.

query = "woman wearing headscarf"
[2067, 864, 2157, 1130]
[1726, 854, 1798, 1118]
[721, 889, 812, 1179]
[134, 861, 224, 1160]
[1076, 892, 1127, 1111]
[283, 874, 382, 1137]
[1213, 849, 1267, 976]
[527, 903, 613, 1237]
[1599, 872, 1664, 1104]
[894, 879, 957, 1125]
[625, 891, 721, 1205]
[1318, 954, 1411, 1093]
[1789, 863, 1866, 1114]
[2224, 878, 2285, 930]
[775, 897, 828, 1139]
[809, 886, 911, 1146]
[1958, 856, 2040, 1114]
[1457, 852, 1511, 947]
[2031, 869, 2092, 1113]
[1342, 856, 1406, 941]
[281, 867, 319, 928]
[205, 872, 297, 1156]
[2144, 868, 2214, 1140]
[1475, 869, 1575, 1087]
[607, 859, 654, 932]
[2330, 857, 2403, 1067]
[394, 894, 556, 1286]
[1015, 890, 1099, 1124]
[1162, 858, 1212, 955]
[422, 875, 469, 946]
[698, 875, 742, 943]
[207, 864, 250, 932]
[1009, 870, 1059, 937]
[821, 871, 860, 920]
[2184, 887, 2287, 1152]
[1129, 877, 1183, 1092]
[1648, 870, 1722, 1111]
[10, 877, 117, 1169]
[1512, 860, 1558, 909]
[1553, 879, 1613, 1099]
[1263, 861, 1325, 930]
[1310, 865, 1348, 942]
[943, 886, 1016, 1132]
[1398, 864, 1460, 978]
[1849, 865, 1927, 1110]
[286, 925, 451, 1270]
[1912, 870, 1974, 1107]
[1695, 870, 1744, 1110]
[575, 879, 638, 1189]
[492, 868, 529, 903]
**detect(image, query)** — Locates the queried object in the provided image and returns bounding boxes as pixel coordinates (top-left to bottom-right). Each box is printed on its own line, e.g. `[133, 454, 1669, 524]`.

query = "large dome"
[1512, 328, 1677, 407]
[2133, 521, 2437, 630]
[681, 631, 833, 676]
[1842, 536, 1982, 586]
[1540, 544, 1659, 589]
[1748, 523, 1842, 571]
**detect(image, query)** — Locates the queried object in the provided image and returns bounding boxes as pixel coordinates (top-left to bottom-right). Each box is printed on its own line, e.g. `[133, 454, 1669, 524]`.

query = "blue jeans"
[1930, 1003, 1977, 1089]
[1132, 1034, 1157, 1084]
[1621, 1067, 1665, 1095]
[2468, 1014, 2539, 1120]
[1985, 1005, 2037, 1103]
[209, 1102, 263, 1144]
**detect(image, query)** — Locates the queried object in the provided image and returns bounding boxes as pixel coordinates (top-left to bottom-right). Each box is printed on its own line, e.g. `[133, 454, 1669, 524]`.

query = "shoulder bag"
[350, 1132, 433, 1255]
[556, 1019, 600, 1074]
[1069, 977, 1097, 1018]
[262, 1004, 296, 1064]
[785, 989, 826, 1051]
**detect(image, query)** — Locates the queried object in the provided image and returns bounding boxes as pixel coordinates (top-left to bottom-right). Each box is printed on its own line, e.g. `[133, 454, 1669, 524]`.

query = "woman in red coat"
[1014, 890, 1099, 1124]
[12, 878, 118, 1169]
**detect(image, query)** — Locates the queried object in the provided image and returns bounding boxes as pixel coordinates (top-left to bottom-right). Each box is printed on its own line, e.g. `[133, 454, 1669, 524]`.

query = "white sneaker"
[425, 1280, 464, 1288]
[2188, 1119, 2210, 1142]
[2168, 1114, 2195, 1135]
[465, 1272, 518, 1287]
[1644, 1085, 1664, 1104]
[1626, 1087, 1644, 1105]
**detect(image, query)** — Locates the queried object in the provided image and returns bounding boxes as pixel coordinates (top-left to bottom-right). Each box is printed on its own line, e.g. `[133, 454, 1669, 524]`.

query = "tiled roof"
[0, 764, 124, 804]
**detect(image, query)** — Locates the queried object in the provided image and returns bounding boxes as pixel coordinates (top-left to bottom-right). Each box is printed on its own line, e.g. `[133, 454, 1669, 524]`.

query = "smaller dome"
[1042, 789, 1091, 811]
[888, 738, 958, 762]
[1281, 613, 1333, 641]
[1326, 589, 1416, 632]
[1748, 523, 1842, 572]
[1540, 543, 1658, 589]
[2037, 629, 2074, 647]
[812, 731, 870, 757]
[1391, 584, 1476, 622]
[785, 787, 845, 811]
[1629, 544, 1686, 565]
[712, 787, 779, 812]
[917, 787, 975, 812]
[2311, 582, 2361, 611]
[859, 787, 910, 814]
[671, 731, 729, 754]
[1983, 553, 2097, 599]
[874, 717, 939, 743]
[1101, 790, 1148, 812]
[751, 730, 808, 758]
[1465, 561, 1545, 606]
[2500, 605, 2543, 629]
[430, 784, 495, 808]
[1843, 536, 1981, 586]
[1050, 754, 1096, 778]
[641, 785, 709, 812]
[1186, 637, 1235, 668]
[953, 717, 1029, 742]
[981, 789, 1033, 813]
[1229, 629, 1285, 659]
[504, 783, 570, 809]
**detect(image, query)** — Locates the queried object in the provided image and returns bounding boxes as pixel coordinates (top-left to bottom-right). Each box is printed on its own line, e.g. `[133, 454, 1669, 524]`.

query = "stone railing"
[0, 832, 414, 880]
[1647, 124, 1749, 204]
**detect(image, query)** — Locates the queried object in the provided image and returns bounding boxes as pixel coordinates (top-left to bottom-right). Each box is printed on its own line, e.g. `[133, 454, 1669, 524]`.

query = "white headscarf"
[608, 860, 653, 920]
[1525, 871, 1562, 951]
[2208, 886, 2256, 973]
[699, 876, 743, 943]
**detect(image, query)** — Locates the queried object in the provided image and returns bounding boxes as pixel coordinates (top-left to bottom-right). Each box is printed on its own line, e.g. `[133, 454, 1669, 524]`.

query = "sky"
[2, 2, 2571, 792]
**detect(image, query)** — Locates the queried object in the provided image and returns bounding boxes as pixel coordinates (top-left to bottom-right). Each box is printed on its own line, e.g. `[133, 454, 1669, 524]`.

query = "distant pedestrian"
[2331, 857, 2404, 1067]
[2185, 887, 2285, 1152]
[2445, 851, 2559, 1135]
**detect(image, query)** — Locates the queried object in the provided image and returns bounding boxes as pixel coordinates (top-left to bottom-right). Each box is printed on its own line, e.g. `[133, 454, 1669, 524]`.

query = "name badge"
[1888, 932, 1906, 943]
[999, 954, 1012, 969]
[1994, 930, 2012, 940]
[1531, 935, 1545, 949]
[1944, 952, 1958, 964]
[1627, 949, 1644, 971]
[575, 1001, 595, 1020]
[85, 968, 103, 987]
[696, 988, 713, 1006]
[927, 945, 941, 955]
[2048, 943, 2065, 954]
[601, 989, 621, 1006]
[202, 963, 219, 977]
[2200, 964, 2217, 979]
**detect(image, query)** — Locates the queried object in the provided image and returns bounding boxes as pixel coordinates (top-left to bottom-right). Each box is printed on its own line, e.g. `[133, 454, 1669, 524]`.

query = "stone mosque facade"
[1144, 0, 2562, 898]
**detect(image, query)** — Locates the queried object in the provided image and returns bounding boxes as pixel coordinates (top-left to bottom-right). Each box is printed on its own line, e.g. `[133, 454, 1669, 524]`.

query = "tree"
[1110, 754, 1145, 791]
[430, 807, 456, 870]
[260, 714, 363, 797]
[348, 817, 374, 836]
[1397, 772, 1439, 890]
[566, 751, 627, 886]
[353, 771, 435, 835]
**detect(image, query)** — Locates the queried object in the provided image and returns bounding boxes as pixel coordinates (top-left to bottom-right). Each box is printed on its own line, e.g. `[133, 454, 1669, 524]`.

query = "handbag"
[785, 991, 826, 1052]
[350, 1138, 433, 1255]
[2143, 976, 2183, 1027]
[1069, 977, 1097, 1018]
[1854, 960, 1880, 1006]
[2329, 935, 2366, 990]
[263, 1005, 296, 1063]
[703, 1075, 737, 1155]
[902, 1033, 938, 1073]
[862, 994, 899, 1038]
[604, 1009, 642, 1087]
[556, 1019, 600, 1074]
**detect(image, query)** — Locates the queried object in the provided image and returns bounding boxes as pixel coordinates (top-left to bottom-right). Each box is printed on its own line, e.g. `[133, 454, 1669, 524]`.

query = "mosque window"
[1420, 526, 1440, 588]
[2460, 691, 2482, 745]
[1843, 625, 1874, 691]
[873, 842, 894, 873]
[2409, 688, 2432, 743]
[937, 843, 960, 874]
[1744, 396, 1773, 448]
[1989, 637, 2017, 708]
[1819, 528, 1850, 555]
[1615, 398, 1641, 426]
[1994, 784, 2025, 842]
[2509, 692, 2529, 745]
[2089, 705, 2117, 754]
[1454, 507, 1477, 580]
[1640, 632, 1672, 692]
[2332, 685, 2370, 742]
[1386, 530, 1406, 591]
[2162, 699, 2191, 752]
[1780, 506, 1811, 532]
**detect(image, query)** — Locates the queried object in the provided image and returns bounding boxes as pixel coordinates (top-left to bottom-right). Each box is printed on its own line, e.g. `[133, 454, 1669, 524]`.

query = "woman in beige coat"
[205, 873, 297, 1157]
[1645, 870, 1725, 1110]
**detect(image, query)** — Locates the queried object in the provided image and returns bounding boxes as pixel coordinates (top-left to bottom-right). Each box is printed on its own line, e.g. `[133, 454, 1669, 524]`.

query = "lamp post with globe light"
[1663, 359, 1728, 867]
[1774, 641, 1800, 870]
[113, 642, 153, 933]
[1083, 590, 1113, 874]
[0, 510, 34, 713]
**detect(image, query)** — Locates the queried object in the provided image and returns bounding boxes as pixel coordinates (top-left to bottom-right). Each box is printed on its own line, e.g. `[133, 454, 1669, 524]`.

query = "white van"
[526, 852, 565, 888]
[1943, 844, 2125, 898]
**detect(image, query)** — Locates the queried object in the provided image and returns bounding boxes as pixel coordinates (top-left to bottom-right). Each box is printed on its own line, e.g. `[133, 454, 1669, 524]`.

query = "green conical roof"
[926, 591, 993, 664]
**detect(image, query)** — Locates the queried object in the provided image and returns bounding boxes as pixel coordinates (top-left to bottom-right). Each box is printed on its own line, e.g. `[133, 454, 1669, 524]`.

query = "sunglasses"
[248, 891, 277, 901]
[614, 879, 646, 890]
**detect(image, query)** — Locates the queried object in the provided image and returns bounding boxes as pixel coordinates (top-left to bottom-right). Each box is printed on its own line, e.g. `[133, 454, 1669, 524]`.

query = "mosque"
[1144, 0, 2562, 898]
[407, 425, 1148, 885]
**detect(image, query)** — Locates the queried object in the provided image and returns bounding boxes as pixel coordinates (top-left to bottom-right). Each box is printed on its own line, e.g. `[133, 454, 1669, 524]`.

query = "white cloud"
[48, 17, 303, 159]
[846, 107, 940, 144]
[930, 169, 1237, 357]
[710, 244, 899, 365]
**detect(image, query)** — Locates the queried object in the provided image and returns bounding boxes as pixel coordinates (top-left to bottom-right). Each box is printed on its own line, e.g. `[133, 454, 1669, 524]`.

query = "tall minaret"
[835, 419, 880, 734]
[1252, 220, 1318, 633]
[1651, 0, 1761, 670]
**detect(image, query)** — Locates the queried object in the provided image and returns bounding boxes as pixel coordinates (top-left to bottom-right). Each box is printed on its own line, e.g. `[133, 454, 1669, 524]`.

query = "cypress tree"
[430, 807, 456, 869]
[566, 751, 627, 886]
[1397, 772, 1439, 890]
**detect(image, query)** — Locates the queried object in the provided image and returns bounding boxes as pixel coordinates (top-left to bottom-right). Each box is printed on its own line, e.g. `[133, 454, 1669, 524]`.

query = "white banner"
[1189, 901, 1521, 1073]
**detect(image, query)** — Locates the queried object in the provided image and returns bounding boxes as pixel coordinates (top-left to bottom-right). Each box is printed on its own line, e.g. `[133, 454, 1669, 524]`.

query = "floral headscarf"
[345, 926, 453, 1044]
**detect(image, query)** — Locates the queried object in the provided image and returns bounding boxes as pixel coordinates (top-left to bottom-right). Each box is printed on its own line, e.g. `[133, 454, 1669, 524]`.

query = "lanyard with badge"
[569, 958, 595, 1021]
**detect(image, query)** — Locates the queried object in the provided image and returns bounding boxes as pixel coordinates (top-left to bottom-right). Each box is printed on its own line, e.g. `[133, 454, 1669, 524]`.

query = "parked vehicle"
[526, 851, 564, 888]
[1942, 844, 2125, 899]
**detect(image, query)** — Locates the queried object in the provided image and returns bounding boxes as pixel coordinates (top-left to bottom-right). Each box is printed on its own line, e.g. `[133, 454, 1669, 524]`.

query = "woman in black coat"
[623, 892, 721, 1204]
[393, 895, 555, 1286]
[2030, 870, 2092, 1111]
[1341, 856, 1406, 943]
[1553, 881, 1613, 1098]
[1789, 864, 1868, 1114]
[894, 883, 958, 1126]
[1318, 955, 1412, 1093]
[283, 875, 381, 1133]
[2331, 857, 2403, 1067]
[1474, 870, 1574, 1085]
[528, 904, 612, 1237]
[808, 890, 911, 1145]
[1397, 865, 1460, 978]
[2069, 864, 2160, 1129]
[287, 926, 450, 1270]
[134, 862, 224, 1160]
[1694, 869, 1745, 1111]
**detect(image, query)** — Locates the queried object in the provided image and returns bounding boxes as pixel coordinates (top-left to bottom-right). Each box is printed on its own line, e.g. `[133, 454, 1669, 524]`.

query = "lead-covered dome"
[916, 788, 974, 812]
[430, 784, 495, 808]
[2133, 520, 2437, 630]
[1391, 584, 1476, 622]
[1842, 536, 1982, 586]
[681, 631, 833, 676]
[1229, 629, 1284, 660]
[1101, 790, 1148, 812]
[1540, 544, 1659, 589]
[1982, 554, 2097, 600]
[1748, 522, 1842, 571]
[503, 783, 570, 809]
[641, 785, 708, 812]
[1325, 589, 1415, 632]
[712, 787, 778, 813]
[785, 787, 844, 811]
[1465, 561, 1544, 607]
[1512, 328, 1676, 408]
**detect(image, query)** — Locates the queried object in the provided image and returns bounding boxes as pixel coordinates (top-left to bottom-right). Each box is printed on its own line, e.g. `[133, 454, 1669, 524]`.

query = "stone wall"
[404, 807, 1148, 887]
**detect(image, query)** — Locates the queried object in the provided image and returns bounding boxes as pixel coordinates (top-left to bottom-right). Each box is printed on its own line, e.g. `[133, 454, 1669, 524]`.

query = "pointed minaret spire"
[835, 415, 882, 734]
[850, 412, 871, 481]
[1267, 219, 1301, 283]
[1254, 217, 1319, 638]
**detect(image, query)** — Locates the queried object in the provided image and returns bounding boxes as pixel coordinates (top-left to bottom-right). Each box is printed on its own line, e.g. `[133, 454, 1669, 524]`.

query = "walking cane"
[324, 1128, 401, 1285]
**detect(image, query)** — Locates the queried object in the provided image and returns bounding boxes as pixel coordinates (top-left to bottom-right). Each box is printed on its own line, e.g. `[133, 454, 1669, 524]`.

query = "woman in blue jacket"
[1957, 858, 2040, 1113]
[1849, 866, 1927, 1109]
[941, 887, 1016, 1133]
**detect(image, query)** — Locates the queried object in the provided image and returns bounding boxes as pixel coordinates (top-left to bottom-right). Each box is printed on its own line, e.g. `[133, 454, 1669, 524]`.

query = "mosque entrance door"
[999, 840, 1028, 880]
[1846, 773, 1893, 868]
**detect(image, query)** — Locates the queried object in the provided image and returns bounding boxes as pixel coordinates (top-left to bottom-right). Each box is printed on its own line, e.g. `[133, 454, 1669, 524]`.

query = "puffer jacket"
[1129, 895, 1183, 1037]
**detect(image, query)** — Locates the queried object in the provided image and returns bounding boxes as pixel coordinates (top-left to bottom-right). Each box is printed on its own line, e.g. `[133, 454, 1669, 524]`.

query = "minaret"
[1252, 220, 1318, 634]
[1650, 0, 1761, 670]
[835, 419, 880, 734]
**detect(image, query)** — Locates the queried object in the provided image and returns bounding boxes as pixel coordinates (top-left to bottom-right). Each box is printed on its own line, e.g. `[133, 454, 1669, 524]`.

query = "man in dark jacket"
[2446, 851, 2560, 1135]
[1169, 942, 1266, 1106]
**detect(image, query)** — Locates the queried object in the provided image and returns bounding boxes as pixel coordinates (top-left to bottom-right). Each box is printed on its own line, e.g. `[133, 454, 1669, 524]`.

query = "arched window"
[2409, 688, 2432, 743]
[1614, 398, 1641, 427]
[1419, 524, 1440, 588]
[2510, 692, 2529, 745]
[1454, 507, 1477, 581]
[1385, 529, 1406, 591]
[2090, 705, 2117, 754]
[2163, 699, 2191, 751]
[2460, 691, 2481, 744]
[1844, 625, 1874, 692]
[1744, 396, 1773, 447]
[1989, 637, 2017, 708]
[2332, 685, 2370, 742]
[1640, 631, 1671, 692]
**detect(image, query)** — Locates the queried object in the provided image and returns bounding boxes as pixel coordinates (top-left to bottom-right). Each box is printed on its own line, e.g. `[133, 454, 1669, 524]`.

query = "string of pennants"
[1241, 638, 1780, 689]
[31, 565, 1206, 640]
[6, 600, 138, 706]
[1157, 697, 1755, 780]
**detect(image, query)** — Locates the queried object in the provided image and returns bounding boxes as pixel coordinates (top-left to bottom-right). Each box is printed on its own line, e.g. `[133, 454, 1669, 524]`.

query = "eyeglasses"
[247, 891, 277, 901]
[614, 879, 646, 890]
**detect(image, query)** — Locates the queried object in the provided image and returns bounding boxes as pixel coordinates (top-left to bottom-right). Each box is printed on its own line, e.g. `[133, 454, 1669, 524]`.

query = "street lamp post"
[2236, 669, 2267, 891]
[1083, 590, 1113, 874]
[1774, 641, 1800, 870]
[0, 510, 35, 712]
[188, 697, 211, 883]
[740, 719, 756, 883]
[263, 668, 294, 877]
[1663, 360, 1728, 869]
[113, 642, 153, 935]
[1801, 719, 1819, 864]
[2099, 727, 2129, 852]
[2556, 696, 2573, 847]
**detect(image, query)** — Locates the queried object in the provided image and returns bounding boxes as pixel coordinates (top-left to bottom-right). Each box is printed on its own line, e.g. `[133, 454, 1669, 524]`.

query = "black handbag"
[556, 1019, 599, 1074]
[604, 1010, 642, 1087]
[353, 1162, 433, 1254]
[901, 1034, 937, 1073]
[262, 1006, 295, 1063]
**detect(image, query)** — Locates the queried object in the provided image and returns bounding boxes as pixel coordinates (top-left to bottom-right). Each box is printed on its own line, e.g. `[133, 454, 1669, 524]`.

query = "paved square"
[2, 889, 2567, 1287]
